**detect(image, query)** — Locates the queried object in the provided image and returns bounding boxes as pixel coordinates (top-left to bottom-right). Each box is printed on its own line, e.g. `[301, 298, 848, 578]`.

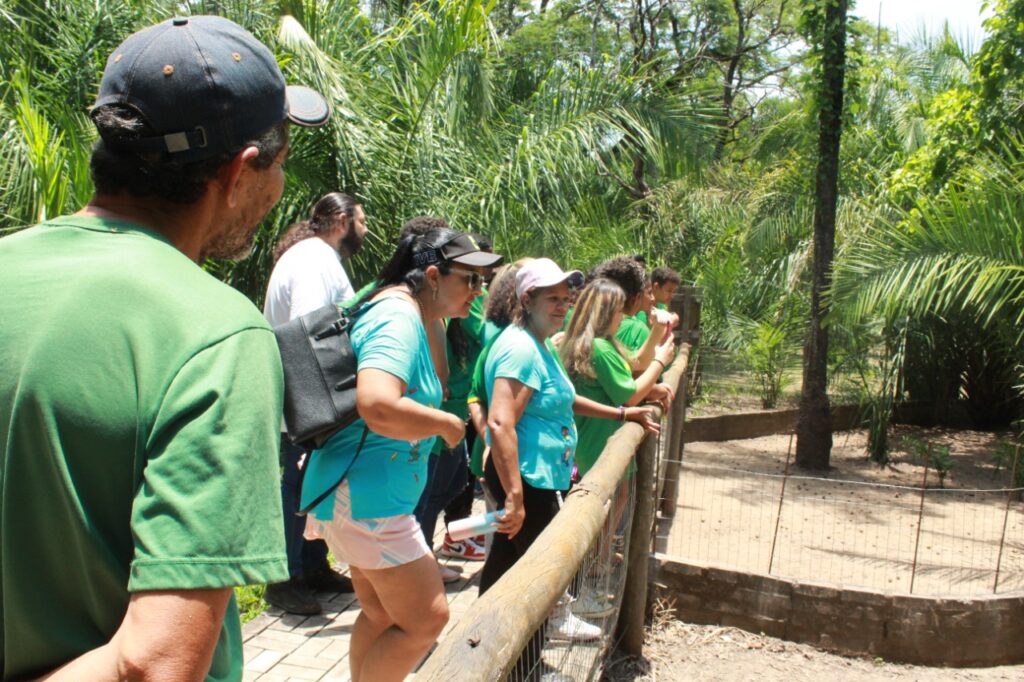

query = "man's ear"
[218, 146, 260, 209]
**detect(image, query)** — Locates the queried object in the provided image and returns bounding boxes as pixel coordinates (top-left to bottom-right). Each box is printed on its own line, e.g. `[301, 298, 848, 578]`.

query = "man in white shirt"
[262, 192, 368, 614]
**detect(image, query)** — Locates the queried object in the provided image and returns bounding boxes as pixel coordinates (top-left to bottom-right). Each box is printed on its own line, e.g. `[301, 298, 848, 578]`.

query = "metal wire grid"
[502, 474, 638, 682]
[496, 412, 665, 682]
[657, 459, 1024, 596]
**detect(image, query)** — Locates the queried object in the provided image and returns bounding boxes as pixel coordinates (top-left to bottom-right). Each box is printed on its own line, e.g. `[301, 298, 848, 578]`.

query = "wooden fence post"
[616, 432, 659, 656]
[658, 286, 701, 518]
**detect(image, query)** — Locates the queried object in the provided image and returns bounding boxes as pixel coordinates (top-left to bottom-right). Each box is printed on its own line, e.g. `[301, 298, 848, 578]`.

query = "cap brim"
[451, 251, 504, 268]
[286, 85, 330, 127]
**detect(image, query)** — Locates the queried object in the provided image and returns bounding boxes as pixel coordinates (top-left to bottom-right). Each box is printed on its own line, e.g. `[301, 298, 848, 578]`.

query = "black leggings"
[443, 424, 478, 525]
[479, 456, 561, 680]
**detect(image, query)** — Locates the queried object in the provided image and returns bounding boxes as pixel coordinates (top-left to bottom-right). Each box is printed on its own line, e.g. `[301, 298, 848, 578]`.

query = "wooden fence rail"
[416, 346, 691, 681]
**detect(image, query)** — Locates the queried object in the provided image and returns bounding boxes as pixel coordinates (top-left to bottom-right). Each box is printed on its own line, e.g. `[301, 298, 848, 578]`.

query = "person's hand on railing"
[645, 382, 674, 413]
[497, 492, 525, 539]
[624, 406, 660, 434]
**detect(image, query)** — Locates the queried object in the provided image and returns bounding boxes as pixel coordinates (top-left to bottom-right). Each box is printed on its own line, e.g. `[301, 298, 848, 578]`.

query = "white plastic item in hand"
[448, 509, 506, 541]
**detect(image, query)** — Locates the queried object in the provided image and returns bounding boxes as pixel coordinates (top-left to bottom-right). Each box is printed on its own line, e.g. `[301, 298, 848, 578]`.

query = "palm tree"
[831, 144, 1024, 420]
[0, 0, 713, 306]
[795, 0, 849, 471]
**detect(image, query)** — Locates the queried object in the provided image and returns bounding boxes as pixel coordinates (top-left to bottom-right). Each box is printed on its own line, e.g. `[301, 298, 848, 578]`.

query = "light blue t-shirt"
[480, 319, 504, 347]
[302, 297, 442, 520]
[484, 325, 578, 490]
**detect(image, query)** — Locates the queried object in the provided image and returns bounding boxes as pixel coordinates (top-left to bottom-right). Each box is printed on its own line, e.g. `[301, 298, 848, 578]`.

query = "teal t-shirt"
[571, 339, 638, 476]
[616, 313, 651, 354]
[304, 297, 442, 520]
[485, 325, 578, 490]
[0, 216, 287, 681]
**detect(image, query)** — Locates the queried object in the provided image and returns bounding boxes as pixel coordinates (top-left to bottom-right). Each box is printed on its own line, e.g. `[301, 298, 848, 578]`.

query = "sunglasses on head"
[449, 267, 486, 290]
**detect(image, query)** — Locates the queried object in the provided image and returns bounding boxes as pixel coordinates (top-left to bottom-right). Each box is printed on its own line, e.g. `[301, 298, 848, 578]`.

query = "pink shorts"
[304, 481, 431, 570]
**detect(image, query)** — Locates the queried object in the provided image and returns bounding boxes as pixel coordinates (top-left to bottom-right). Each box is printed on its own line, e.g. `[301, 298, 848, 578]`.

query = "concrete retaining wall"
[654, 556, 1024, 667]
[681, 403, 941, 443]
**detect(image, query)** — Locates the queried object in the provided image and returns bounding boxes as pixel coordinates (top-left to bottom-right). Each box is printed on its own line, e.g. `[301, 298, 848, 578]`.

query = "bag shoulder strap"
[297, 426, 370, 517]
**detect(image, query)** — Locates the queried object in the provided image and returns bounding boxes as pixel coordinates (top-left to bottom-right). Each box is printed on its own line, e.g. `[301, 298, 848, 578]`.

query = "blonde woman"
[559, 278, 674, 619]
[560, 277, 675, 478]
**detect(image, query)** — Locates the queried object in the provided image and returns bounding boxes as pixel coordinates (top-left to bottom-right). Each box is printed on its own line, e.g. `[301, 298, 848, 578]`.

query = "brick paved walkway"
[241, 523, 486, 681]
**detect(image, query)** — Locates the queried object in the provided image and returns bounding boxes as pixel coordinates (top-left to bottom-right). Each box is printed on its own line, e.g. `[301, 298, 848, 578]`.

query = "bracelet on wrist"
[652, 358, 666, 369]
[617, 405, 626, 421]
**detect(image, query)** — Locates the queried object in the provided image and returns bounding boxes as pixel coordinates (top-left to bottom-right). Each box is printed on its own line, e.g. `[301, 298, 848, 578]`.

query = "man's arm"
[38, 589, 231, 682]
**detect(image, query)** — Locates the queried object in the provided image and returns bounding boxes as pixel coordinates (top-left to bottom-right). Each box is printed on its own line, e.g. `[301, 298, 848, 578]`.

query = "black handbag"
[273, 299, 381, 450]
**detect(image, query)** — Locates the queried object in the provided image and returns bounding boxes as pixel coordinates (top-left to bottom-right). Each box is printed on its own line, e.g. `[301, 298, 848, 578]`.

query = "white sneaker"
[571, 590, 614, 618]
[540, 672, 574, 682]
[548, 607, 602, 642]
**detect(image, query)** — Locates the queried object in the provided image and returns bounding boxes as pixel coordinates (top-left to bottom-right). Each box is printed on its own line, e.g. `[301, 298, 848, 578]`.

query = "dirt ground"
[660, 426, 1024, 596]
[615, 425, 1024, 681]
[602, 611, 1024, 681]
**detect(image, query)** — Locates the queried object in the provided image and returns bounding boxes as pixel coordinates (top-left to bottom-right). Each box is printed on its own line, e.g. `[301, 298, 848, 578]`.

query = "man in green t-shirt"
[0, 17, 329, 681]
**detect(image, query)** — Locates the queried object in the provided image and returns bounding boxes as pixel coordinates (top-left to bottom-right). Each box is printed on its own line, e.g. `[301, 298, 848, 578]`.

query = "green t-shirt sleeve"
[592, 339, 637, 406]
[129, 328, 287, 591]
[468, 337, 493, 404]
[463, 293, 487, 342]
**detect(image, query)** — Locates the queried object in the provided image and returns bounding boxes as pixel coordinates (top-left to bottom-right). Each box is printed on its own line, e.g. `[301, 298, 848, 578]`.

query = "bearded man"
[261, 192, 368, 613]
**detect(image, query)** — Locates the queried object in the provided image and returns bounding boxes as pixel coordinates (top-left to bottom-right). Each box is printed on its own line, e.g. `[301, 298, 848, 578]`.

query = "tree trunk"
[795, 0, 848, 470]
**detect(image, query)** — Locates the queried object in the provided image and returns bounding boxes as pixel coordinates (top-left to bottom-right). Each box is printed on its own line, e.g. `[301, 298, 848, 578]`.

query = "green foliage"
[235, 584, 268, 623]
[897, 434, 930, 464]
[990, 440, 1016, 476]
[843, 322, 907, 465]
[4, 0, 1024, 429]
[737, 316, 796, 409]
[974, 0, 1024, 144]
[896, 435, 954, 487]
[929, 444, 954, 487]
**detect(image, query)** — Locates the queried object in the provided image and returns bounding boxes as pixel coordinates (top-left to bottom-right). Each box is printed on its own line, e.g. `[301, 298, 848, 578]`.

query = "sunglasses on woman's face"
[449, 267, 486, 291]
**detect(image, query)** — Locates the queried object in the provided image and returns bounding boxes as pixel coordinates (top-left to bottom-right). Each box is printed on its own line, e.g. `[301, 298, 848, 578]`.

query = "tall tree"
[795, 0, 848, 470]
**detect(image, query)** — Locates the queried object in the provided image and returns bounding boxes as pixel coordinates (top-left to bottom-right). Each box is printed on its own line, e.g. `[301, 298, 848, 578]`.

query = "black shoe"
[304, 567, 355, 594]
[264, 578, 322, 615]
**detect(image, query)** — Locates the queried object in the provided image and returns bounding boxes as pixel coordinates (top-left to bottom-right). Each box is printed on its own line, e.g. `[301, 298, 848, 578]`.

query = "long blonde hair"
[559, 278, 627, 379]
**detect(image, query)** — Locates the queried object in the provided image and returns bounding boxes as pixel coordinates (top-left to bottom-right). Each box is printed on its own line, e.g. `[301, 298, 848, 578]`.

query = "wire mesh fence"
[417, 344, 690, 682]
[657, 455, 1024, 596]
[506, 475, 638, 682]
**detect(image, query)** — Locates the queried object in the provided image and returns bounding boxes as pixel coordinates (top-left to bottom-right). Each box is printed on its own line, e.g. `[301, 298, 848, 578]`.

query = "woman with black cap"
[302, 229, 501, 682]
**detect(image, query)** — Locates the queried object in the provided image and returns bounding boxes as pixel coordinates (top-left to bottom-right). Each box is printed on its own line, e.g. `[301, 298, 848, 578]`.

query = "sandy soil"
[659, 426, 1024, 596]
[603, 611, 1024, 681]
[612, 425, 1024, 681]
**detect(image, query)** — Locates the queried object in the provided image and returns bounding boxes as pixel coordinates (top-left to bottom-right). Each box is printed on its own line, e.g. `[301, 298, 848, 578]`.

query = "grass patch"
[236, 584, 269, 623]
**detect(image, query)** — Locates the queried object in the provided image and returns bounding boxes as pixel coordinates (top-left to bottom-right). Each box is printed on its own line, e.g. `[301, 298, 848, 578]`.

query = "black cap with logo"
[92, 16, 330, 161]
[412, 233, 504, 269]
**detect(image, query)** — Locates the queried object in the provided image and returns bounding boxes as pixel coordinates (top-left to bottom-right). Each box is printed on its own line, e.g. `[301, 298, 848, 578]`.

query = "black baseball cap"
[412, 233, 504, 269]
[92, 15, 330, 161]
